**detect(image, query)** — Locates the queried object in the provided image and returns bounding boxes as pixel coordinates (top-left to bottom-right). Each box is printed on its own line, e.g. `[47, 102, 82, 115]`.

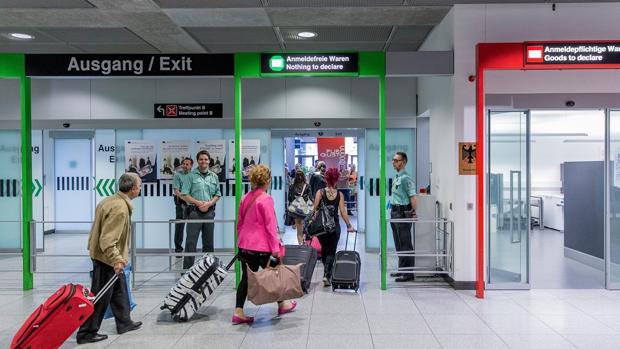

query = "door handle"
[510, 170, 522, 243]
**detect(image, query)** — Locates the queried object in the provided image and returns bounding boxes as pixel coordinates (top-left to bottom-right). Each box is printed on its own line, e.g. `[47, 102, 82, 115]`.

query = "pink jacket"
[237, 188, 281, 254]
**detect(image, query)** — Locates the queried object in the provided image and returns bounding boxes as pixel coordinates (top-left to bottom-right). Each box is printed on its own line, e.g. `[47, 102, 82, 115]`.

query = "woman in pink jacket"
[233, 164, 297, 325]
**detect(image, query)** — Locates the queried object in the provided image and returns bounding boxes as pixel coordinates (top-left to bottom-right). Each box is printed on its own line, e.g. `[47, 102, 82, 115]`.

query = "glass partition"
[487, 110, 530, 288]
[115, 128, 244, 251]
[365, 128, 416, 251]
[0, 130, 22, 250]
[609, 110, 620, 287]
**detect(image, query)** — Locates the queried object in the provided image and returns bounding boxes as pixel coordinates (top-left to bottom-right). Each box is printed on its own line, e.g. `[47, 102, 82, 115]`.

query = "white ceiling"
[0, 0, 617, 54]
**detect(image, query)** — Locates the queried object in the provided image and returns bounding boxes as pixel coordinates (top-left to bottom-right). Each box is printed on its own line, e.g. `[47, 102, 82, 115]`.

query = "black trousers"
[317, 227, 341, 279]
[184, 208, 215, 269]
[390, 209, 415, 269]
[174, 203, 186, 251]
[77, 259, 132, 339]
[235, 249, 272, 309]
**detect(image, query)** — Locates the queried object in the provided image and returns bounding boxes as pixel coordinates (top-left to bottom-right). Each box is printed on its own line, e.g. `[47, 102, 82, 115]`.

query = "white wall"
[0, 76, 417, 123]
[422, 3, 620, 283]
[417, 9, 462, 276]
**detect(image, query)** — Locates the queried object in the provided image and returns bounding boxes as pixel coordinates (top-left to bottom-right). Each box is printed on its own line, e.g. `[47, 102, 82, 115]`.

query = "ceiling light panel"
[285, 42, 385, 51]
[281, 26, 392, 42]
[0, 0, 94, 8]
[0, 28, 58, 43]
[268, 0, 405, 6]
[185, 27, 278, 44]
[39, 28, 144, 44]
[204, 43, 281, 53]
[390, 25, 433, 43]
[72, 43, 160, 54]
[154, 0, 263, 8]
[388, 42, 424, 51]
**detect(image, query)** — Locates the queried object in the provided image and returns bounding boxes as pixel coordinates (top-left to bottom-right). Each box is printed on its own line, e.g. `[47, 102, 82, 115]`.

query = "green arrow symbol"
[96, 179, 104, 197]
[107, 179, 115, 196]
[32, 179, 42, 197]
[103, 179, 110, 196]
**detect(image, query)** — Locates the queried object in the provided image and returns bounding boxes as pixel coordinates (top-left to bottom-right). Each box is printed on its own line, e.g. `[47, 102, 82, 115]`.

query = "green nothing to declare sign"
[261, 53, 359, 75]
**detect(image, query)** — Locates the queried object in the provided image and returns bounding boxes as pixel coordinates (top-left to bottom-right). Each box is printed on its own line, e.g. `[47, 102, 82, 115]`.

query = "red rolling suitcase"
[11, 273, 119, 349]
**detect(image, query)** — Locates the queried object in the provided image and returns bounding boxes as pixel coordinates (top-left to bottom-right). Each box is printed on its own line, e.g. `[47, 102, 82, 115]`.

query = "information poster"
[125, 140, 157, 182]
[197, 140, 226, 182]
[228, 139, 260, 180]
[317, 137, 347, 170]
[160, 140, 191, 180]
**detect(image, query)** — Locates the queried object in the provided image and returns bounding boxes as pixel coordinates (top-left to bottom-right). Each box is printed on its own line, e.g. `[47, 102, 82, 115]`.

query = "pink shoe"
[231, 315, 254, 325]
[277, 300, 297, 316]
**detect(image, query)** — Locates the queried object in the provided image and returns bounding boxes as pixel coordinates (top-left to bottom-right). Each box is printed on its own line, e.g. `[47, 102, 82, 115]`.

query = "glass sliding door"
[608, 109, 620, 288]
[487, 110, 530, 288]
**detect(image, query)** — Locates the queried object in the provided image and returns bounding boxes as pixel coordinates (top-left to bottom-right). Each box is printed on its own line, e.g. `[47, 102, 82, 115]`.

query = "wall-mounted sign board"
[25, 54, 234, 76]
[525, 42, 620, 66]
[154, 104, 223, 119]
[261, 53, 359, 76]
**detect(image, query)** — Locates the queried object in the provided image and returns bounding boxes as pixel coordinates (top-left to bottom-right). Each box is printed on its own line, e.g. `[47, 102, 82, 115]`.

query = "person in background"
[289, 163, 301, 179]
[348, 163, 358, 214]
[172, 157, 193, 254]
[312, 168, 355, 287]
[180, 150, 221, 270]
[233, 164, 297, 324]
[336, 164, 352, 216]
[390, 151, 417, 282]
[309, 161, 327, 198]
[288, 170, 312, 245]
[76, 173, 142, 345]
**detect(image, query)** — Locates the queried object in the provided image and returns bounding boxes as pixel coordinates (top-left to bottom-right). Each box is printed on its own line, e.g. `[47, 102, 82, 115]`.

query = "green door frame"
[233, 52, 389, 289]
[0, 53, 33, 290]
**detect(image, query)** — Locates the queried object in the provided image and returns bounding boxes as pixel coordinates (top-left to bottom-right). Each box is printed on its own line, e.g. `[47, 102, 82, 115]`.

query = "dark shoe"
[175, 248, 183, 253]
[395, 275, 415, 283]
[117, 321, 142, 335]
[390, 272, 402, 278]
[77, 334, 108, 344]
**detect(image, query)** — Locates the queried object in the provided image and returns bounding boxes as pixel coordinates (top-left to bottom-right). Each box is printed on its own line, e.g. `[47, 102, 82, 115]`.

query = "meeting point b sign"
[525, 42, 620, 66]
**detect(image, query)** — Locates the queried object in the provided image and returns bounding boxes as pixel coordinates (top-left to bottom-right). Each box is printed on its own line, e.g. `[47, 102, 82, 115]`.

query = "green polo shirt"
[391, 170, 416, 205]
[181, 168, 221, 201]
[172, 171, 188, 191]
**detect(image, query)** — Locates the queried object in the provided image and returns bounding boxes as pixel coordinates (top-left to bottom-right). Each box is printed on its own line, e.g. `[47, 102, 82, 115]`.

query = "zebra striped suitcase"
[161, 254, 235, 322]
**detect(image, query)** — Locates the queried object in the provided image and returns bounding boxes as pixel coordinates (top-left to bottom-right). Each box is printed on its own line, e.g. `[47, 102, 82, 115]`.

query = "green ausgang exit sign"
[261, 53, 359, 76]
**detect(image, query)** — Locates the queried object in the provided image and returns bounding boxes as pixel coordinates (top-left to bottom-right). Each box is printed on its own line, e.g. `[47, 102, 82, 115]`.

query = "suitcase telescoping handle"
[344, 229, 358, 251]
[225, 253, 238, 271]
[92, 272, 121, 305]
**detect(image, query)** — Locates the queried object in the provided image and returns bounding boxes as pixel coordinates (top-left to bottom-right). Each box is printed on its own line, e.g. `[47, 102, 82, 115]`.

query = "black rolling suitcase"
[161, 254, 235, 321]
[282, 244, 317, 293]
[331, 230, 361, 292]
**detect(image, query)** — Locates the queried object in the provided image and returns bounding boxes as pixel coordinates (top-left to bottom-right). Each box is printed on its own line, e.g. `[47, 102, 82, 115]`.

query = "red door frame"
[475, 42, 620, 298]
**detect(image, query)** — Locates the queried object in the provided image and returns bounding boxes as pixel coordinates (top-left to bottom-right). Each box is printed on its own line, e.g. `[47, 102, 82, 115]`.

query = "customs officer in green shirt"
[172, 157, 193, 254]
[390, 151, 417, 282]
[180, 150, 221, 269]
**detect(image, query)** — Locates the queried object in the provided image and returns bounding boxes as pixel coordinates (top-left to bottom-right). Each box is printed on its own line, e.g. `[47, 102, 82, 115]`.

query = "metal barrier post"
[385, 217, 455, 286]
[131, 221, 137, 289]
[29, 220, 36, 273]
[168, 220, 173, 270]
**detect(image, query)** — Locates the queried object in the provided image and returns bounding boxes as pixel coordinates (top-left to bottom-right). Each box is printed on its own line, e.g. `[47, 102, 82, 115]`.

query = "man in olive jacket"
[76, 173, 143, 345]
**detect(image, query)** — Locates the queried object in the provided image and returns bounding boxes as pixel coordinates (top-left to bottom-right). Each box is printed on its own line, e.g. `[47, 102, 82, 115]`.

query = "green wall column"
[21, 76, 33, 290]
[233, 53, 260, 286]
[234, 72, 242, 287]
[0, 54, 33, 291]
[379, 75, 387, 290]
[358, 52, 387, 290]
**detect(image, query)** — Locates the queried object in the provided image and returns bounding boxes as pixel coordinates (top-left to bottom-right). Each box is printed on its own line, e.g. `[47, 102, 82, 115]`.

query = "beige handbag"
[247, 263, 304, 305]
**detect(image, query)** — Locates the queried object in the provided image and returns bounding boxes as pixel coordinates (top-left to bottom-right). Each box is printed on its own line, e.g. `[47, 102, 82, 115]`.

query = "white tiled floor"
[2, 230, 620, 348]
